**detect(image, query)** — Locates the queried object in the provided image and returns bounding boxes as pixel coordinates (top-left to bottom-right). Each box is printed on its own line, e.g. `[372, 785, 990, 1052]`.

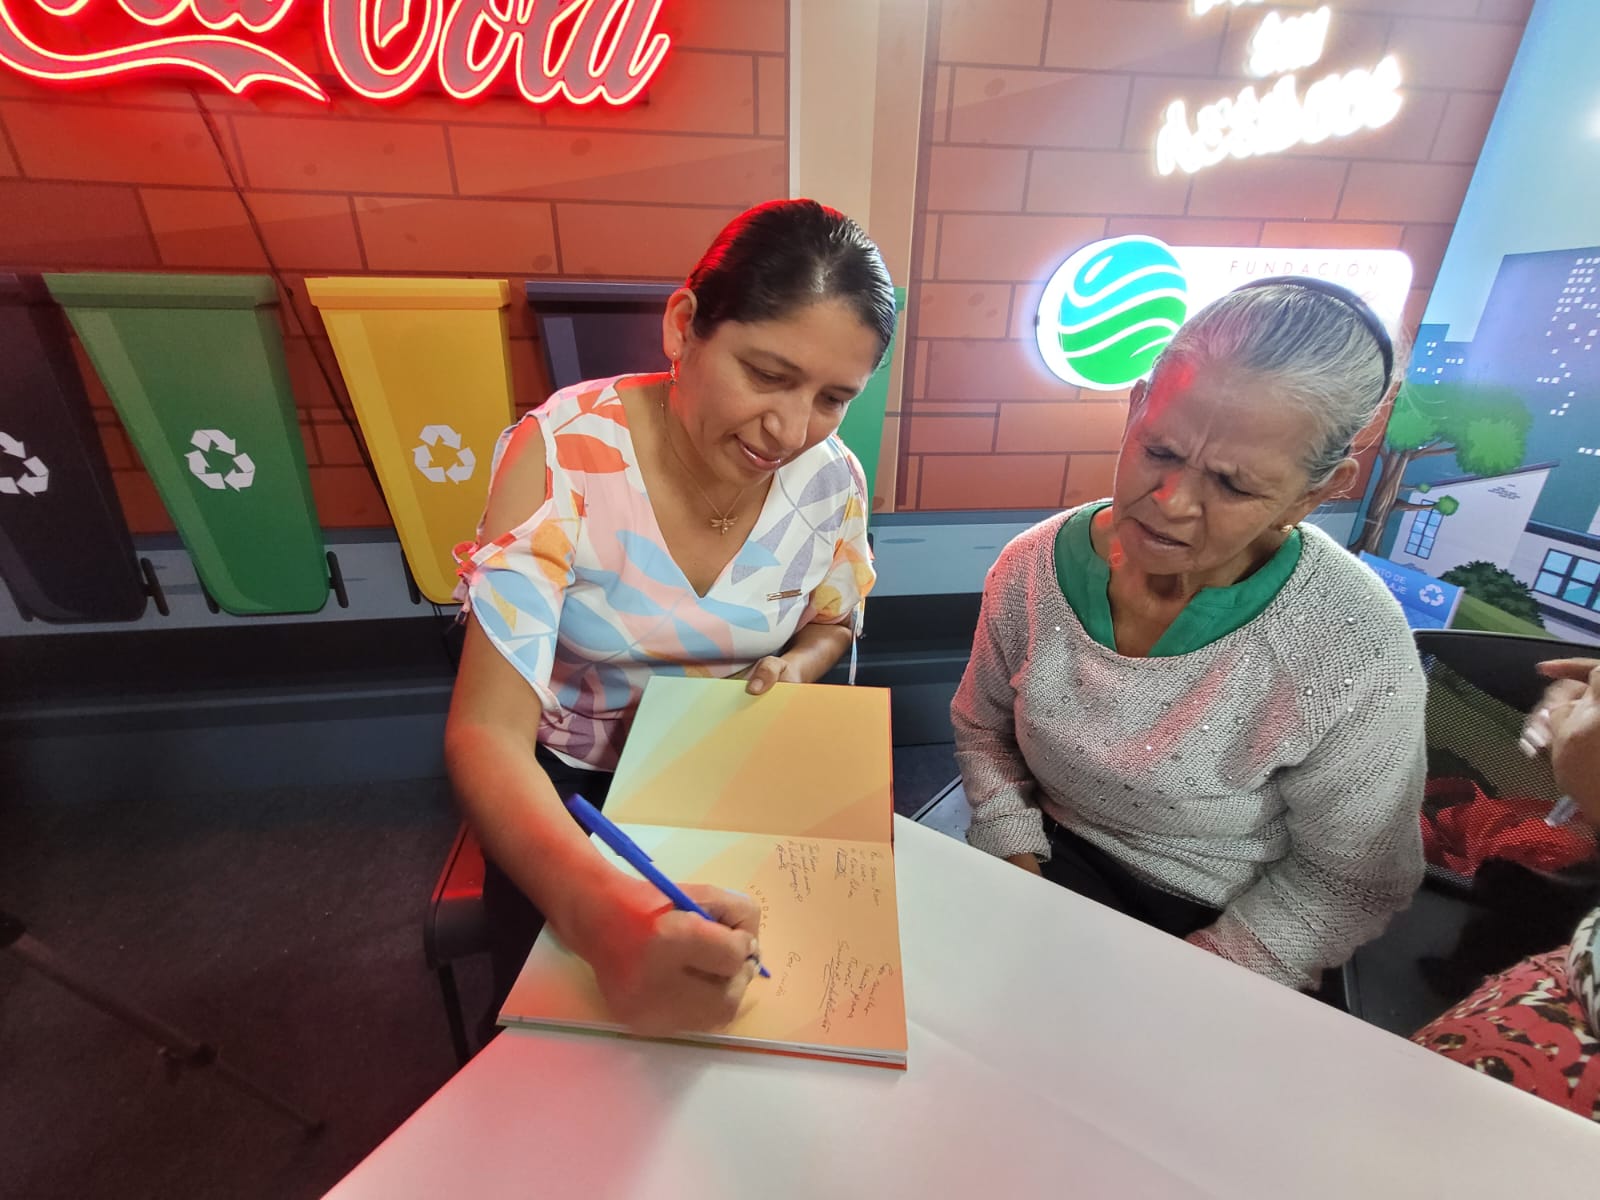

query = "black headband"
[1234, 274, 1396, 402]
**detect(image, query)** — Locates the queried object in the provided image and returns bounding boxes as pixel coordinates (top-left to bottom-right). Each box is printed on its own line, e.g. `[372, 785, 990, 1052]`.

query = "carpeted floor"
[0, 777, 467, 1200]
[0, 744, 959, 1200]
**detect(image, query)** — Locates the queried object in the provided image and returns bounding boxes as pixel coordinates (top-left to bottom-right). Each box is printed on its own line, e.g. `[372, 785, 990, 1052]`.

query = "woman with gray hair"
[953, 277, 1427, 991]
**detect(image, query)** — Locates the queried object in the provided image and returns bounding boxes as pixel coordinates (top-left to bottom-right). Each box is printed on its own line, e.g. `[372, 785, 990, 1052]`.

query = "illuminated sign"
[1246, 7, 1329, 77]
[1158, 3, 1402, 174]
[0, 0, 672, 106]
[1035, 235, 1413, 391]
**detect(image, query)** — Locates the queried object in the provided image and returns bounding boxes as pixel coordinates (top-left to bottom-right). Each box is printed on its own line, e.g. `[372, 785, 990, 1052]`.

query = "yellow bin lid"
[306, 277, 512, 312]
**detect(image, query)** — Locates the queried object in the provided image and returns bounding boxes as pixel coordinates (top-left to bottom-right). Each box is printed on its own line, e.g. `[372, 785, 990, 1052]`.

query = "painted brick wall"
[900, 0, 1533, 511]
[0, 0, 787, 531]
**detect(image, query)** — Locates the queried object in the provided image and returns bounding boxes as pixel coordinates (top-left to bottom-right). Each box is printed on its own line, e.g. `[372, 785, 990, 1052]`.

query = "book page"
[501, 825, 907, 1063]
[602, 678, 894, 845]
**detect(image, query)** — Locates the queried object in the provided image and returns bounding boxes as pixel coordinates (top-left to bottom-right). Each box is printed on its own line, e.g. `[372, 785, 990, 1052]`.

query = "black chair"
[1341, 629, 1600, 1037]
[423, 824, 490, 1066]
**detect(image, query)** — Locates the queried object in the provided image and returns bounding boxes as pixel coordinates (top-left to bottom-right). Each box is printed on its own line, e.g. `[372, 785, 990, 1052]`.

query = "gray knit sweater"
[952, 509, 1427, 989]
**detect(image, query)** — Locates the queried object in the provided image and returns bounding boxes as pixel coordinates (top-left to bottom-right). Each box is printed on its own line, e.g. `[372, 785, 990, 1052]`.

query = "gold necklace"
[659, 393, 752, 534]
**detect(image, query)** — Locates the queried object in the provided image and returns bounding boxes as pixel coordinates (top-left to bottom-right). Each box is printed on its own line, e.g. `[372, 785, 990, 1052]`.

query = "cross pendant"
[709, 515, 735, 534]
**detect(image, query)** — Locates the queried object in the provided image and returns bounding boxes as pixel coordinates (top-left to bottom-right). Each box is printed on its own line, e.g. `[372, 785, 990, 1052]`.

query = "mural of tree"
[1440, 560, 1546, 628]
[1352, 382, 1532, 555]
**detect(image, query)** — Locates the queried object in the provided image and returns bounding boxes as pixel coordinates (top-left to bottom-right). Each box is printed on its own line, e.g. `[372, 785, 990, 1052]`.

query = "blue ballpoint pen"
[565, 794, 770, 978]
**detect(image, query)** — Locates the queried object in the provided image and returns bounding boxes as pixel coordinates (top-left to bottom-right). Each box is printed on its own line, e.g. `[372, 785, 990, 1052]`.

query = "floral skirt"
[1412, 919, 1600, 1124]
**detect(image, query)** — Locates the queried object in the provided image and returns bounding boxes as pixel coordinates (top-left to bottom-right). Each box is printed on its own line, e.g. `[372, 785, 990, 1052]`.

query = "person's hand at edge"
[745, 655, 804, 696]
[1521, 658, 1599, 757]
[1006, 852, 1044, 876]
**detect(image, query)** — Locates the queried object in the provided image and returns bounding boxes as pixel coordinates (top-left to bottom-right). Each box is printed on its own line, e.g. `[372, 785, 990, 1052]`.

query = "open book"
[499, 676, 907, 1068]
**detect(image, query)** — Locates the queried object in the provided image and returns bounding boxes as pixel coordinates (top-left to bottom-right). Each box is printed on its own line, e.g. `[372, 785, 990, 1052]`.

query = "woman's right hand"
[1006, 852, 1044, 876]
[576, 874, 763, 1036]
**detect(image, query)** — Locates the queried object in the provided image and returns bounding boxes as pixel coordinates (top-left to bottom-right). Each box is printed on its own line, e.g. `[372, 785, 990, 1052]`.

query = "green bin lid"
[43, 273, 279, 310]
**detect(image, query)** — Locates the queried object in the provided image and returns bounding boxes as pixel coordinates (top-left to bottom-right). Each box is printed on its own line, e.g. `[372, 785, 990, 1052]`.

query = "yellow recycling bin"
[307, 278, 515, 604]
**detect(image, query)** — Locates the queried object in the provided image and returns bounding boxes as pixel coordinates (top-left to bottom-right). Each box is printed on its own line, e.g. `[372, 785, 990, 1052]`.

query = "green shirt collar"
[1054, 502, 1302, 657]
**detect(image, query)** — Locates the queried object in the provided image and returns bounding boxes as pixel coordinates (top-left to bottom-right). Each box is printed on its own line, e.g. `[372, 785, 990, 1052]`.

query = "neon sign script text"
[1157, 57, 1402, 176]
[1158, 2, 1403, 175]
[1247, 6, 1329, 78]
[0, 0, 673, 105]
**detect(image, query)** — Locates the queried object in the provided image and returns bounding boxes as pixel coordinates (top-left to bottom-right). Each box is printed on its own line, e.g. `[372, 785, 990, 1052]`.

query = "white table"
[328, 819, 1599, 1198]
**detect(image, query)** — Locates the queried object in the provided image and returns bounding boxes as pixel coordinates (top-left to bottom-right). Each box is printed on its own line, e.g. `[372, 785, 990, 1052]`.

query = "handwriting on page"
[818, 941, 894, 1033]
[774, 839, 819, 901]
[774, 840, 886, 907]
[743, 837, 899, 1035]
[834, 846, 886, 907]
[772, 949, 802, 999]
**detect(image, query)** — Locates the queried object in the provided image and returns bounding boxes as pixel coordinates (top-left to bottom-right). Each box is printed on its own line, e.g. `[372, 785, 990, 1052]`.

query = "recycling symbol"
[0, 431, 48, 496]
[1418, 583, 1446, 607]
[413, 424, 475, 484]
[185, 429, 256, 491]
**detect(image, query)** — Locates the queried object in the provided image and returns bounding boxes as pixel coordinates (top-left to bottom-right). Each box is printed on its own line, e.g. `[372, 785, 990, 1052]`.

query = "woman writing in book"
[446, 200, 893, 1035]
[954, 278, 1427, 992]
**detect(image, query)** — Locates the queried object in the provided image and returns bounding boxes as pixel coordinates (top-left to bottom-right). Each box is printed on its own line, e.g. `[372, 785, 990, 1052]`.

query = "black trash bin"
[0, 272, 146, 623]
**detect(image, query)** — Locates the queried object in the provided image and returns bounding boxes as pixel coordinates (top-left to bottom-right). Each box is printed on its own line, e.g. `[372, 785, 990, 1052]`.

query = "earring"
[669, 357, 679, 385]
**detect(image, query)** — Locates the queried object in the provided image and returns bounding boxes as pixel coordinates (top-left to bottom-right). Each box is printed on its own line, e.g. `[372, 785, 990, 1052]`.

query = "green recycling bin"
[834, 285, 905, 515]
[45, 273, 328, 615]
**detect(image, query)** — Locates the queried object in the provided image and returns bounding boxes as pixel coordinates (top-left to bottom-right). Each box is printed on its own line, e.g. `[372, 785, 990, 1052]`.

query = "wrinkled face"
[1110, 361, 1336, 581]
[664, 292, 882, 488]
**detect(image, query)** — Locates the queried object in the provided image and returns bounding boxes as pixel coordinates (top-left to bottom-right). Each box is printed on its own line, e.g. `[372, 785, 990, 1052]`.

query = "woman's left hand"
[745, 655, 803, 695]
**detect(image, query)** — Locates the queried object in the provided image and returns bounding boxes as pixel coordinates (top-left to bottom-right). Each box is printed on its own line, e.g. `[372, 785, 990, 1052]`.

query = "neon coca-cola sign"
[0, 0, 672, 105]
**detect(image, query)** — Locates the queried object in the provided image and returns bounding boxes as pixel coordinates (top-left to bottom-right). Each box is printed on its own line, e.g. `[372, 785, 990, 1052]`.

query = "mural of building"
[1392, 462, 1554, 578]
[1363, 246, 1600, 556]
[1409, 323, 1472, 387]
[1359, 247, 1600, 637]
[1335, 3, 1600, 642]
[1512, 522, 1600, 640]
[1396, 247, 1600, 535]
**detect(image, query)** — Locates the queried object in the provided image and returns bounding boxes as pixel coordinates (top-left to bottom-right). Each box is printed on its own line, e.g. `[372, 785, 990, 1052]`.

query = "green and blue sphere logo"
[1035, 236, 1189, 390]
